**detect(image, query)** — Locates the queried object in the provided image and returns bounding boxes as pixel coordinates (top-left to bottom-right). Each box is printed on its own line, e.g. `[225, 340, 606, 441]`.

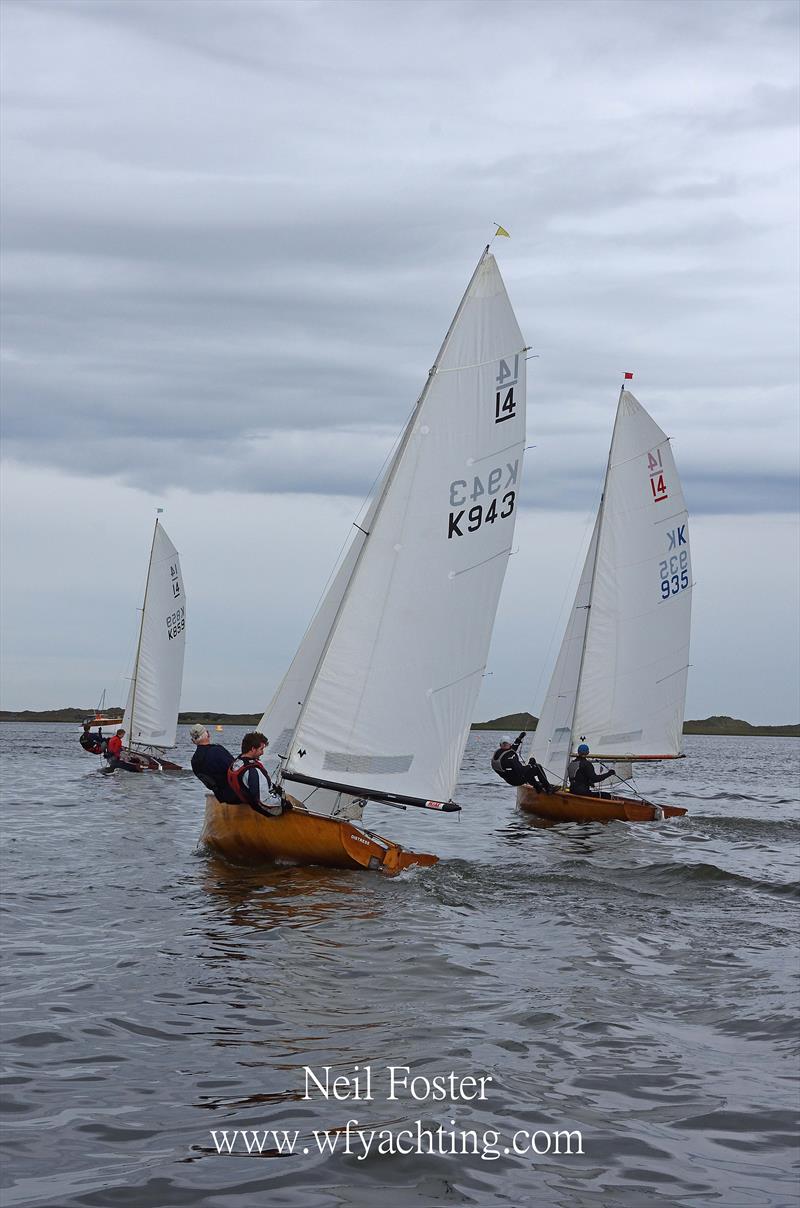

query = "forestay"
[533, 389, 691, 783]
[279, 251, 527, 807]
[123, 522, 186, 750]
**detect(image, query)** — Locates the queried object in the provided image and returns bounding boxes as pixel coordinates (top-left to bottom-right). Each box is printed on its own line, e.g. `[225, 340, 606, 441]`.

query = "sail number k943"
[447, 460, 518, 539]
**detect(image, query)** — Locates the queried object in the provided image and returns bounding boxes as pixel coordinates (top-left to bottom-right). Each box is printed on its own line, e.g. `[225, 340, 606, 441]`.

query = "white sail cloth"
[532, 390, 691, 783]
[123, 523, 186, 750]
[265, 252, 526, 809]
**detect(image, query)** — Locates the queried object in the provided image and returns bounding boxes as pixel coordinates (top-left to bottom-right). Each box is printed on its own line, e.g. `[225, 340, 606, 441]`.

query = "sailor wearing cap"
[189, 723, 239, 802]
[490, 732, 554, 794]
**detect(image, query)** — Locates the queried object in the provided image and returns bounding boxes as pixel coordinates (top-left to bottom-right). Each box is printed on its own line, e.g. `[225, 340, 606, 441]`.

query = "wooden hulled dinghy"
[518, 380, 693, 824]
[120, 516, 186, 773]
[201, 796, 438, 875]
[211, 247, 528, 869]
[86, 518, 187, 773]
[517, 785, 686, 824]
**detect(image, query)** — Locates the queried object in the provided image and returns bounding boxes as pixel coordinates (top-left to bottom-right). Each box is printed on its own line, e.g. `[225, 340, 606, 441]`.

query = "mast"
[127, 515, 160, 749]
[563, 380, 626, 783]
[281, 247, 493, 794]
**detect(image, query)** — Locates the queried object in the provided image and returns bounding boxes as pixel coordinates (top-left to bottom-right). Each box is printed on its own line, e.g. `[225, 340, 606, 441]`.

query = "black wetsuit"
[569, 758, 614, 796]
[191, 743, 239, 803]
[491, 745, 553, 793]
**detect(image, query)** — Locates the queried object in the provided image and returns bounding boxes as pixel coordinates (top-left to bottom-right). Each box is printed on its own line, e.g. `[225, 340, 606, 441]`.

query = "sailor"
[568, 744, 616, 795]
[102, 726, 146, 773]
[227, 732, 288, 817]
[79, 722, 104, 755]
[189, 724, 240, 803]
[106, 728, 125, 758]
[491, 733, 554, 793]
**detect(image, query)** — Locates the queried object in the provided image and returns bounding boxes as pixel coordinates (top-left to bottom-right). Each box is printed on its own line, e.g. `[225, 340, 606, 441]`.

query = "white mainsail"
[532, 388, 691, 783]
[123, 521, 186, 751]
[265, 250, 527, 814]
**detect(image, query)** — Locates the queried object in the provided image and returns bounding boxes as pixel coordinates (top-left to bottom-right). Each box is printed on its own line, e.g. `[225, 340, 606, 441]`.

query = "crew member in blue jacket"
[190, 724, 239, 803]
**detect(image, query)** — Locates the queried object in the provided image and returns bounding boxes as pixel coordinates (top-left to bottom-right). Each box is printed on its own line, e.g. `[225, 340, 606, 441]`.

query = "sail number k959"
[447, 460, 518, 539]
[165, 606, 185, 640]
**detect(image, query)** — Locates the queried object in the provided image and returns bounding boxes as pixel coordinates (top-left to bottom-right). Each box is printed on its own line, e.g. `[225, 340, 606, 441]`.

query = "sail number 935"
[659, 550, 689, 599]
[447, 461, 519, 539]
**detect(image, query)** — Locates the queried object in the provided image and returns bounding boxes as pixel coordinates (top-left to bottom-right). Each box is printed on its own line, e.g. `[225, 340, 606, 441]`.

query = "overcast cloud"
[1, 0, 798, 721]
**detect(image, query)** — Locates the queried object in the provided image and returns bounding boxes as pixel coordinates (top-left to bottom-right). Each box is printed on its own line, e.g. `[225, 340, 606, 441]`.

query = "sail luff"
[124, 517, 159, 744]
[280, 245, 493, 792]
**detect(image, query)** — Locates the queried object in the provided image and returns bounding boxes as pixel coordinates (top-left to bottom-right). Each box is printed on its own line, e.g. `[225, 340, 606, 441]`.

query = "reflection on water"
[200, 860, 381, 932]
[1, 725, 798, 1207]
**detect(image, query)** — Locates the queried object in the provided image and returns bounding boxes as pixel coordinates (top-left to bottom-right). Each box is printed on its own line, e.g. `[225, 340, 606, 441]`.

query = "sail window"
[323, 753, 414, 775]
[599, 730, 643, 745]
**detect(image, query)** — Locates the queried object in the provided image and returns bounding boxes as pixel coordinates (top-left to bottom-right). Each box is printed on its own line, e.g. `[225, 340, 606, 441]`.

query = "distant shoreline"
[470, 711, 799, 739]
[1, 709, 797, 738]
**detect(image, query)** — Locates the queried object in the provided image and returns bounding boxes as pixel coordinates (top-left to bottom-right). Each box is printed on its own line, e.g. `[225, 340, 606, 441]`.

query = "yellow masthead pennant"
[494, 224, 510, 238]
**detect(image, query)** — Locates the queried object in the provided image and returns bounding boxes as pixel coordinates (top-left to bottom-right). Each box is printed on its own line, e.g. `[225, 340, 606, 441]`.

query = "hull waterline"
[200, 796, 438, 876]
[517, 785, 687, 824]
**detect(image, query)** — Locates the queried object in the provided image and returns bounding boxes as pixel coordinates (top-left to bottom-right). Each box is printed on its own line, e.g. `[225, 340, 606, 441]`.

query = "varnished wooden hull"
[200, 796, 438, 876]
[517, 785, 687, 823]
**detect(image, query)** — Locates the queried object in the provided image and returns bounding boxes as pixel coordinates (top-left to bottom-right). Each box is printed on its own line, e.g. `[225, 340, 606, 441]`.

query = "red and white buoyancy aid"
[226, 755, 273, 806]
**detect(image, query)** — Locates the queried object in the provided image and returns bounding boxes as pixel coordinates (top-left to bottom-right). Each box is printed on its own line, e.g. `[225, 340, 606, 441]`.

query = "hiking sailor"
[491, 732, 554, 793]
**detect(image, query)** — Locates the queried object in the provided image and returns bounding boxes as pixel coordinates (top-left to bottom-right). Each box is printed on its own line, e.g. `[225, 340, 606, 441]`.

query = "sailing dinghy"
[518, 383, 691, 823]
[201, 247, 528, 872]
[79, 690, 123, 747]
[109, 517, 186, 772]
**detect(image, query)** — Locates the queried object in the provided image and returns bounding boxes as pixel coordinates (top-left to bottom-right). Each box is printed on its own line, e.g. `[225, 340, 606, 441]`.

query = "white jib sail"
[281, 251, 527, 806]
[533, 389, 691, 783]
[123, 521, 186, 750]
[531, 513, 599, 780]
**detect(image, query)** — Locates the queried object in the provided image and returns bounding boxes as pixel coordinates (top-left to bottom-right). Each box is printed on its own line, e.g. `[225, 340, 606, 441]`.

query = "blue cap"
[577, 743, 590, 755]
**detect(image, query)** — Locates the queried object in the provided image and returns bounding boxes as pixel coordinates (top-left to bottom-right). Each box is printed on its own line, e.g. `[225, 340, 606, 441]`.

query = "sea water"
[1, 724, 798, 1207]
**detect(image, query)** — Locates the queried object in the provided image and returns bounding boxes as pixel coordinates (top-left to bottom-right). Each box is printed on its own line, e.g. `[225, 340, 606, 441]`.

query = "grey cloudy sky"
[1, 0, 798, 723]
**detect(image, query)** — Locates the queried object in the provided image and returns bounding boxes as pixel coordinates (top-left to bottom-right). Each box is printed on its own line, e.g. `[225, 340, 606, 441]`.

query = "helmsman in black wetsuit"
[491, 733, 554, 793]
